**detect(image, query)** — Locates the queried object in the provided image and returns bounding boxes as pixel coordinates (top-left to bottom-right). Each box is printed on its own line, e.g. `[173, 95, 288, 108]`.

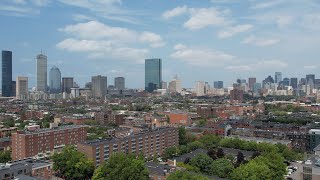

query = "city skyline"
[1, 0, 320, 88]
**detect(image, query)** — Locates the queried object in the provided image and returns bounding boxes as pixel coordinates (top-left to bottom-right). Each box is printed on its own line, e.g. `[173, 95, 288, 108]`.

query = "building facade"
[16, 76, 28, 99]
[145, 58, 162, 92]
[92, 75, 107, 98]
[77, 127, 179, 166]
[62, 77, 74, 93]
[36, 54, 47, 92]
[2, 50, 12, 97]
[275, 72, 282, 84]
[49, 66, 61, 94]
[214, 81, 223, 89]
[114, 77, 125, 90]
[11, 125, 88, 160]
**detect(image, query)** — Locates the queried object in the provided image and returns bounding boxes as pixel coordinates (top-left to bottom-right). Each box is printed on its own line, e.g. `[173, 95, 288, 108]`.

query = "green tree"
[187, 141, 204, 151]
[176, 162, 200, 173]
[52, 146, 94, 179]
[189, 153, 213, 174]
[231, 159, 272, 180]
[178, 127, 187, 145]
[167, 170, 210, 180]
[198, 134, 221, 149]
[210, 158, 234, 178]
[0, 150, 11, 163]
[163, 146, 179, 160]
[92, 153, 149, 180]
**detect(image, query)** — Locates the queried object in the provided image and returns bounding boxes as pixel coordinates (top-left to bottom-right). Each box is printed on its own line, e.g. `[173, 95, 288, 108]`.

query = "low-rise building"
[0, 159, 53, 180]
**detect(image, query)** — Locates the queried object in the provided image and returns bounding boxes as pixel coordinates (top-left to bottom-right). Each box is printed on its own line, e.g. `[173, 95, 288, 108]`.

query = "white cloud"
[225, 65, 252, 71]
[217, 24, 253, 38]
[174, 44, 187, 50]
[242, 35, 280, 46]
[58, 0, 138, 24]
[251, 0, 286, 9]
[58, 21, 137, 42]
[57, 21, 164, 62]
[225, 60, 288, 72]
[162, 5, 188, 19]
[56, 38, 148, 62]
[304, 65, 317, 69]
[72, 14, 95, 21]
[139, 31, 165, 48]
[170, 44, 234, 67]
[184, 7, 229, 30]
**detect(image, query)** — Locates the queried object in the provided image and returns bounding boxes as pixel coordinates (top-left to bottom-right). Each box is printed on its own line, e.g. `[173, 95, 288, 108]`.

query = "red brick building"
[168, 112, 191, 126]
[77, 127, 179, 166]
[11, 125, 88, 160]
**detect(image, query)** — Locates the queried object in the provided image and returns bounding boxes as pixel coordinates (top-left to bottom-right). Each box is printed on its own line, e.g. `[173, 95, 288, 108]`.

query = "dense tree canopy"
[189, 153, 213, 174]
[52, 146, 94, 180]
[167, 170, 210, 180]
[210, 158, 234, 178]
[92, 153, 149, 180]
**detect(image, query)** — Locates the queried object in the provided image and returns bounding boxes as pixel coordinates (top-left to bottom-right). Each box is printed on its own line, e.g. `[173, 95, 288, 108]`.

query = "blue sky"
[1, 0, 320, 88]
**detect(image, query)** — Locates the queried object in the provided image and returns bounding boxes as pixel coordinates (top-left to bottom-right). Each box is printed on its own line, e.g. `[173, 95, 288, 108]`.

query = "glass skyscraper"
[2, 50, 12, 97]
[49, 66, 61, 93]
[145, 58, 162, 92]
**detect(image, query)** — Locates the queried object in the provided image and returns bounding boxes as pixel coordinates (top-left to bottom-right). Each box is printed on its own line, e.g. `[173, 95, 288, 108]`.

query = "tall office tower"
[194, 81, 205, 96]
[114, 77, 125, 90]
[306, 74, 315, 90]
[262, 75, 275, 87]
[62, 77, 74, 93]
[49, 66, 61, 94]
[92, 75, 107, 98]
[230, 89, 244, 102]
[248, 77, 256, 91]
[145, 58, 162, 92]
[306, 74, 315, 84]
[2, 50, 12, 97]
[290, 78, 298, 89]
[36, 53, 47, 92]
[213, 81, 223, 89]
[283, 78, 290, 86]
[168, 75, 182, 93]
[16, 76, 28, 99]
[253, 83, 262, 94]
[275, 72, 282, 84]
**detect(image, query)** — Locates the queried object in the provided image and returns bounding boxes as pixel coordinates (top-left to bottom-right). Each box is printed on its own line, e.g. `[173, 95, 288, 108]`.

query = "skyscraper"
[92, 75, 107, 98]
[194, 81, 205, 96]
[36, 53, 47, 92]
[145, 58, 162, 92]
[169, 76, 182, 93]
[16, 76, 28, 99]
[213, 81, 223, 89]
[306, 74, 315, 84]
[283, 78, 290, 86]
[62, 77, 74, 93]
[248, 77, 256, 91]
[275, 72, 282, 84]
[114, 77, 125, 90]
[290, 78, 298, 89]
[49, 66, 61, 94]
[2, 50, 12, 97]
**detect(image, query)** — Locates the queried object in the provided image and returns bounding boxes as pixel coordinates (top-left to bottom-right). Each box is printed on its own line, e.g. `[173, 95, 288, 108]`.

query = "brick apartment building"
[168, 111, 191, 126]
[95, 111, 125, 126]
[12, 125, 88, 160]
[77, 127, 179, 166]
